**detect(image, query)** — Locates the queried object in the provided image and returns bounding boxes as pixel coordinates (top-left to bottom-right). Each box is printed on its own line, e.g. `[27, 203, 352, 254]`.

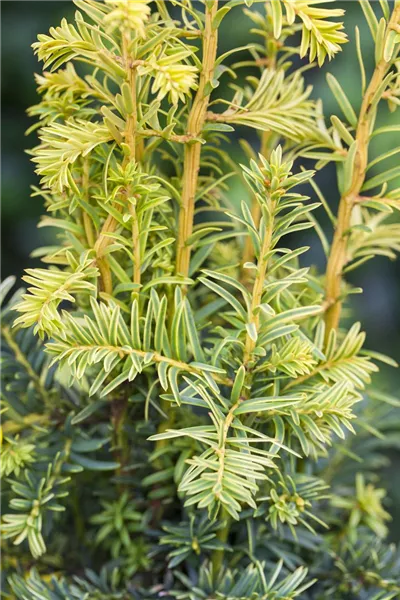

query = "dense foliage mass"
[2, 1, 400, 598]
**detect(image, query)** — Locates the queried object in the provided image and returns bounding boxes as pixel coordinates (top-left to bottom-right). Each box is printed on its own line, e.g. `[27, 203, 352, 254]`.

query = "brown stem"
[175, 1, 219, 277]
[324, 6, 400, 340]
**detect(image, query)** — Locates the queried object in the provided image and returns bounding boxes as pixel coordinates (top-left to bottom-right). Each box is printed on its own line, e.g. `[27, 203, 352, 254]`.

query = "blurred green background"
[1, 1, 399, 536]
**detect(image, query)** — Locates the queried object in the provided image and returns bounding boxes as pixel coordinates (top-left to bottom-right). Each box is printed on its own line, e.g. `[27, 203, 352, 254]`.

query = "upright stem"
[212, 199, 275, 573]
[211, 393, 245, 575]
[242, 132, 273, 271]
[324, 6, 400, 339]
[244, 203, 275, 363]
[175, 1, 219, 277]
[105, 30, 139, 479]
[94, 32, 138, 294]
[243, 5, 277, 270]
[124, 47, 141, 290]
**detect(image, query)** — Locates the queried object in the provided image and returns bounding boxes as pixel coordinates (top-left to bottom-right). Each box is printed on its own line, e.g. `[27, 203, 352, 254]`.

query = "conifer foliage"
[2, 1, 400, 598]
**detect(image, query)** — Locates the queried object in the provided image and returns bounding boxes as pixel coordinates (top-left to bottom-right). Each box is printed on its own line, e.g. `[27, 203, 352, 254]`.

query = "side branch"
[56, 343, 232, 387]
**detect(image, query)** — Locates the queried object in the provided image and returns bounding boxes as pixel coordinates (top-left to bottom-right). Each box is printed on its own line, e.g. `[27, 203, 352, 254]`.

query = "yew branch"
[175, 1, 219, 277]
[324, 6, 400, 340]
